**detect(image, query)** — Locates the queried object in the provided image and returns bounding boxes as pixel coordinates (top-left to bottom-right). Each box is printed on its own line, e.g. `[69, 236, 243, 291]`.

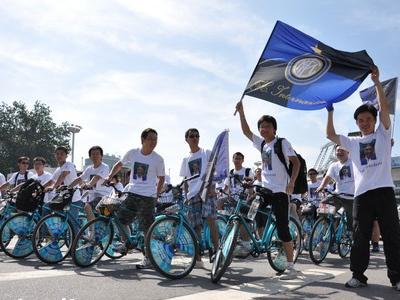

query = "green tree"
[0, 101, 70, 174]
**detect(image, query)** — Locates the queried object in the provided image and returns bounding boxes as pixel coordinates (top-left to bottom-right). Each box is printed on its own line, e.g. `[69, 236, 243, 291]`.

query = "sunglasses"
[20, 162, 29, 165]
[188, 134, 199, 139]
[308, 173, 318, 176]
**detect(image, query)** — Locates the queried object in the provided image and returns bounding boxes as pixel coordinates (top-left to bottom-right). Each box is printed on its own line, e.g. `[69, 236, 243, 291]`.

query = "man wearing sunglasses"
[0, 156, 34, 192]
[180, 128, 219, 268]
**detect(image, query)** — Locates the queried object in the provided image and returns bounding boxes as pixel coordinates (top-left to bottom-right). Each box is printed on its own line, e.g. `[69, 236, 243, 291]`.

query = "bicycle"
[300, 200, 317, 252]
[210, 176, 302, 283]
[145, 174, 226, 279]
[70, 183, 141, 267]
[31, 187, 88, 264]
[308, 191, 353, 264]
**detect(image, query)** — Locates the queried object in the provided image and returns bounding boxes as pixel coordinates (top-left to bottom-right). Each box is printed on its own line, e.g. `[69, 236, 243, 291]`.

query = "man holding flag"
[326, 67, 400, 291]
[180, 128, 221, 267]
[235, 101, 300, 280]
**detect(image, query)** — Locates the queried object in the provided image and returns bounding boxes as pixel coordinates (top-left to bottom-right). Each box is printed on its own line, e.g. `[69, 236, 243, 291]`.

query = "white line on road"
[166, 268, 346, 300]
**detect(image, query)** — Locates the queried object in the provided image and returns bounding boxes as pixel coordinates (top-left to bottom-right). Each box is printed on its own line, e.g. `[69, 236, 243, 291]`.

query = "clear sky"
[0, 0, 399, 183]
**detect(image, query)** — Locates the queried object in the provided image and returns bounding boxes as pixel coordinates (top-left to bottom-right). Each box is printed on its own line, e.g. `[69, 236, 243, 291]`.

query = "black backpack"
[260, 138, 308, 194]
[229, 168, 251, 177]
[15, 179, 44, 212]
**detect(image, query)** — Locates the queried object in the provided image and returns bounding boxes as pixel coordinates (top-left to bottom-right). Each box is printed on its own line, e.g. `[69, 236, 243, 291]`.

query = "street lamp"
[67, 124, 82, 164]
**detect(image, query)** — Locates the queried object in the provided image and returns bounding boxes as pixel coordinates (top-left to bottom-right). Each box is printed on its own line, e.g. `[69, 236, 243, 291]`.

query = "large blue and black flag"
[359, 77, 398, 115]
[244, 21, 374, 110]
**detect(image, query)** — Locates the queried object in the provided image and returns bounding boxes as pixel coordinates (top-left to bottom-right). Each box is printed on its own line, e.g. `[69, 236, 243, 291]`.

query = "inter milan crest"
[285, 54, 331, 85]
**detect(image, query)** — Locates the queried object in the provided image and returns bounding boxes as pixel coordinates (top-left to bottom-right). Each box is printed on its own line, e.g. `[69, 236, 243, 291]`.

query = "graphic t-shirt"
[339, 123, 394, 197]
[52, 162, 80, 202]
[121, 148, 165, 197]
[307, 180, 322, 205]
[223, 167, 254, 196]
[252, 135, 296, 193]
[80, 162, 111, 202]
[180, 148, 211, 199]
[326, 159, 355, 196]
[7, 171, 35, 187]
[33, 171, 53, 203]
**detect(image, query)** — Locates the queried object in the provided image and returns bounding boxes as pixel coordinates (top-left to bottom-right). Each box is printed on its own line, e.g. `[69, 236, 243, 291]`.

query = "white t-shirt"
[52, 162, 80, 202]
[223, 167, 254, 196]
[252, 135, 296, 193]
[121, 148, 165, 197]
[0, 172, 6, 198]
[80, 162, 111, 202]
[33, 171, 54, 203]
[7, 171, 35, 187]
[180, 148, 211, 200]
[339, 123, 394, 197]
[307, 180, 322, 205]
[326, 159, 355, 196]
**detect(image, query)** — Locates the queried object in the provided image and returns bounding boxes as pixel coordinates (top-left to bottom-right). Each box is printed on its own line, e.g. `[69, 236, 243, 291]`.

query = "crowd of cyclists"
[0, 67, 399, 291]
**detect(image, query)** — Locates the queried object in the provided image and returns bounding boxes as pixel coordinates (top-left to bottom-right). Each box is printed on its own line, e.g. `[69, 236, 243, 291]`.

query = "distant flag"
[200, 130, 229, 202]
[243, 21, 374, 110]
[359, 77, 398, 115]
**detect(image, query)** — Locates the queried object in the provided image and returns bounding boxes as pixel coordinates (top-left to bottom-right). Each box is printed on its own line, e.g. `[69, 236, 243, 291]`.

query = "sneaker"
[393, 281, 400, 291]
[279, 267, 298, 280]
[233, 241, 252, 258]
[330, 243, 338, 254]
[136, 257, 152, 269]
[195, 259, 205, 268]
[112, 242, 127, 254]
[371, 242, 380, 253]
[345, 277, 367, 288]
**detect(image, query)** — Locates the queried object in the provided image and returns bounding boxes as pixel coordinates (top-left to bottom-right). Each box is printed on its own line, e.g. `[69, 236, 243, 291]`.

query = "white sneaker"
[136, 257, 152, 269]
[234, 241, 252, 258]
[195, 260, 205, 268]
[345, 277, 367, 288]
[279, 267, 298, 280]
[112, 242, 127, 254]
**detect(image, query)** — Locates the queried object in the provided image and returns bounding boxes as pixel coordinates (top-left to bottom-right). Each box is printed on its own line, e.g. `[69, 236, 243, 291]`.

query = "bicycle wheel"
[104, 219, 128, 259]
[309, 217, 332, 264]
[0, 212, 36, 259]
[338, 223, 352, 258]
[203, 215, 227, 251]
[71, 217, 113, 267]
[301, 217, 313, 252]
[211, 220, 239, 283]
[32, 213, 74, 264]
[266, 217, 302, 273]
[146, 216, 199, 280]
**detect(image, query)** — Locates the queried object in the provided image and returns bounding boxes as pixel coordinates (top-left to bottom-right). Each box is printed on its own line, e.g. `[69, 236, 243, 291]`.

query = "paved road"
[0, 244, 397, 300]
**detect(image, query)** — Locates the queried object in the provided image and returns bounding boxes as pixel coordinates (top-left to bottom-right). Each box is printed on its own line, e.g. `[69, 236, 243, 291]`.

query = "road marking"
[166, 268, 346, 300]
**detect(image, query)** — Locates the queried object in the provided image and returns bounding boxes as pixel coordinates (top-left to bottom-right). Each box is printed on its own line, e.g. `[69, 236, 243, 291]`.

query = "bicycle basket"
[96, 195, 124, 216]
[48, 189, 74, 211]
[317, 203, 336, 216]
[163, 203, 180, 214]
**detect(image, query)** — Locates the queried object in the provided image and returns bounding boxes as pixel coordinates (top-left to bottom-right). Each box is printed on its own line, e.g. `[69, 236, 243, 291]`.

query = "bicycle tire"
[146, 216, 199, 280]
[71, 217, 113, 267]
[309, 217, 332, 264]
[0, 212, 36, 259]
[211, 220, 239, 283]
[338, 222, 352, 258]
[32, 213, 74, 264]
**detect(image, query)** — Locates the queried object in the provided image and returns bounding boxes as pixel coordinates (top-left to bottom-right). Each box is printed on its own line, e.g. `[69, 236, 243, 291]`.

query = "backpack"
[229, 168, 251, 177]
[260, 138, 308, 194]
[15, 179, 44, 212]
[14, 172, 28, 187]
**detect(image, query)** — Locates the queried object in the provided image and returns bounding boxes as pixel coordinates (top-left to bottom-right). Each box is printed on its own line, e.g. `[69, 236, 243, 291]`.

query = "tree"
[0, 101, 71, 174]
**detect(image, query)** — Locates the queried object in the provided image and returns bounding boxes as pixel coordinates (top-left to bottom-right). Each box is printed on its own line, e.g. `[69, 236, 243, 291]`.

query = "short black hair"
[141, 128, 158, 143]
[55, 146, 69, 155]
[233, 152, 244, 159]
[88, 146, 103, 156]
[353, 104, 377, 120]
[18, 156, 30, 163]
[185, 128, 199, 139]
[257, 115, 277, 131]
[33, 157, 46, 164]
[308, 168, 318, 174]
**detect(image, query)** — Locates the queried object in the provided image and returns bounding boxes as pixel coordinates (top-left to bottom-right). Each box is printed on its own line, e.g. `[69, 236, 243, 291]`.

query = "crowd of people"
[0, 67, 399, 290]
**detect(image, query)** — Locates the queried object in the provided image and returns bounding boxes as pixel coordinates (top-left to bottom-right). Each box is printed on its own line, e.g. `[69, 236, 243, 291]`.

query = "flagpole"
[233, 21, 280, 116]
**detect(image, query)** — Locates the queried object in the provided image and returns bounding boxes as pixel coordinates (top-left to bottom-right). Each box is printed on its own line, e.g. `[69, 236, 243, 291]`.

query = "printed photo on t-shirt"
[309, 187, 318, 199]
[339, 166, 351, 180]
[133, 162, 149, 181]
[262, 149, 272, 170]
[188, 158, 202, 176]
[359, 139, 377, 166]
